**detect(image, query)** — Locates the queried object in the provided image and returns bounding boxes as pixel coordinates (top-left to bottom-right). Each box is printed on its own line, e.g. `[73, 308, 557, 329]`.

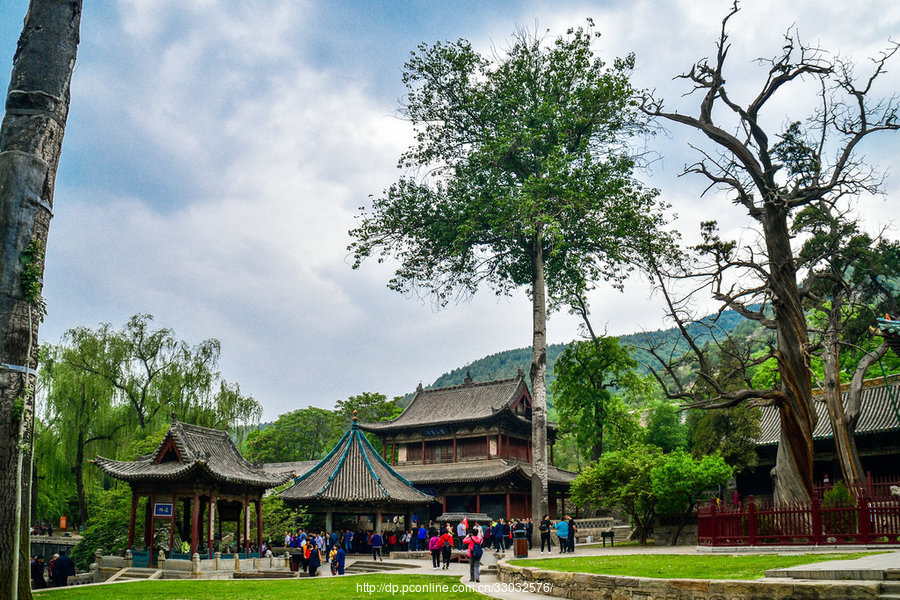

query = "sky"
[1, 0, 898, 420]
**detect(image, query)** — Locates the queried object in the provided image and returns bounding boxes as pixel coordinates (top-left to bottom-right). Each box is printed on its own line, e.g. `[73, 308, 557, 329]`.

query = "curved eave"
[94, 456, 289, 489]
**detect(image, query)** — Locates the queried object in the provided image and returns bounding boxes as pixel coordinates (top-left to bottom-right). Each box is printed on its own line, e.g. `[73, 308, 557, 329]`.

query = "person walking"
[462, 527, 484, 583]
[370, 530, 384, 561]
[440, 526, 454, 569]
[428, 532, 442, 568]
[307, 542, 321, 577]
[30, 555, 46, 589]
[342, 529, 353, 554]
[566, 515, 576, 553]
[456, 519, 467, 549]
[50, 549, 74, 587]
[417, 523, 427, 551]
[526, 517, 534, 549]
[539, 514, 552, 553]
[554, 518, 569, 554]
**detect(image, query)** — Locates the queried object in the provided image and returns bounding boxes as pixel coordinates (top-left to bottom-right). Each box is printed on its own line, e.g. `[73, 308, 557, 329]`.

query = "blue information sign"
[154, 502, 173, 517]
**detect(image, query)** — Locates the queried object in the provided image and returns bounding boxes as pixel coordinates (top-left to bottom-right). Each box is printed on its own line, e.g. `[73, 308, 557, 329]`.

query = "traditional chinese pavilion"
[94, 417, 290, 558]
[279, 413, 433, 531]
[357, 373, 576, 521]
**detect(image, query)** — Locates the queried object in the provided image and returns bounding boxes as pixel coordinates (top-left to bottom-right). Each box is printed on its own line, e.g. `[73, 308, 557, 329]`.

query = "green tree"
[570, 444, 661, 544]
[335, 392, 401, 425]
[63, 314, 260, 436]
[39, 342, 126, 527]
[651, 450, 732, 545]
[794, 203, 900, 486]
[687, 405, 760, 473]
[551, 338, 644, 460]
[642, 5, 899, 503]
[643, 401, 688, 453]
[245, 407, 342, 464]
[349, 22, 670, 535]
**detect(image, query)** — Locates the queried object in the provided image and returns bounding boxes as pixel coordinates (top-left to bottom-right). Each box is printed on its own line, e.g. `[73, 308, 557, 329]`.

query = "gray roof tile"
[94, 419, 290, 488]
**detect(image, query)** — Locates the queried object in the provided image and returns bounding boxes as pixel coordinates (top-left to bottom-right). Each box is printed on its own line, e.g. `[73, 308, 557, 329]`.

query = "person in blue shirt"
[370, 530, 384, 561]
[416, 524, 427, 551]
[342, 530, 353, 553]
[554, 518, 569, 553]
[334, 545, 346, 574]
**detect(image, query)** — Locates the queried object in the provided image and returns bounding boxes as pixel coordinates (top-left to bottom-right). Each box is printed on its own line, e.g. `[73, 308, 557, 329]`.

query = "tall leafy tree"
[245, 407, 342, 463]
[0, 3, 81, 598]
[349, 22, 670, 537]
[795, 204, 900, 485]
[551, 338, 644, 460]
[39, 342, 125, 527]
[641, 4, 899, 503]
[63, 314, 260, 436]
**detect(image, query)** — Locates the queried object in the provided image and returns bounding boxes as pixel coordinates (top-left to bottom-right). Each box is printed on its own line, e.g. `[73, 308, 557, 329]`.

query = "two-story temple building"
[357, 372, 576, 522]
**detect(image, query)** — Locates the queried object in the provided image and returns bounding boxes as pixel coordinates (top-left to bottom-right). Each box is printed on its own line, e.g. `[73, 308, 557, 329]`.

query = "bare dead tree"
[0, 2, 82, 598]
[640, 2, 899, 504]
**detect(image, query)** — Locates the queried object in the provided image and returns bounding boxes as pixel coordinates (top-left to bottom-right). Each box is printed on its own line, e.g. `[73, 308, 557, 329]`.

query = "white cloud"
[22, 0, 900, 419]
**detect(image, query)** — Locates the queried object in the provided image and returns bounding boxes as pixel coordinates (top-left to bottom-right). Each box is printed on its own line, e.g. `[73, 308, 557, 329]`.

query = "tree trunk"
[821, 292, 866, 487]
[761, 203, 815, 505]
[529, 236, 549, 545]
[0, 2, 82, 598]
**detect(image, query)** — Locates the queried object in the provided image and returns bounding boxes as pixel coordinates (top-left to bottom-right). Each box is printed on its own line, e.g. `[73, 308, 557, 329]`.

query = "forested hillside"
[427, 309, 753, 393]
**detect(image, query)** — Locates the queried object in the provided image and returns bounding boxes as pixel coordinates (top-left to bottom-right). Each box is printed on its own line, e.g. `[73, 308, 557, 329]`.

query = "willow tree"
[349, 23, 669, 539]
[0, 2, 81, 598]
[641, 4, 899, 504]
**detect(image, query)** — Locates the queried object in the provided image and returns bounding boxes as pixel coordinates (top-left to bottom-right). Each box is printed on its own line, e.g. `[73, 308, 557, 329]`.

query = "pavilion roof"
[392, 459, 577, 487]
[94, 418, 290, 488]
[758, 376, 900, 446]
[357, 374, 535, 434]
[280, 419, 433, 506]
[876, 317, 900, 357]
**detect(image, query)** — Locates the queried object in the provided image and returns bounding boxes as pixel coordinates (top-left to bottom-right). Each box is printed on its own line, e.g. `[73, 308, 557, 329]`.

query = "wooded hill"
[425, 309, 751, 398]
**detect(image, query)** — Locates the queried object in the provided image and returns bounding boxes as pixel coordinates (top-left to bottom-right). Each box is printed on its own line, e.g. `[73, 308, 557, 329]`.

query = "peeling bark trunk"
[761, 203, 816, 505]
[0, 2, 81, 599]
[530, 236, 549, 546]
[821, 292, 866, 486]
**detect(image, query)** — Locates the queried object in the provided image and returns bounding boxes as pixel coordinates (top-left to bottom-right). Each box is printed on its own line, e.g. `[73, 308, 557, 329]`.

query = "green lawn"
[510, 552, 880, 580]
[34, 574, 484, 600]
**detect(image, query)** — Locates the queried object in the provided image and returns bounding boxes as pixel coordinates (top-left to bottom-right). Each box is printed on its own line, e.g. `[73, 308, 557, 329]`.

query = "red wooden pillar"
[442, 496, 447, 513]
[392, 443, 396, 465]
[144, 495, 154, 547]
[128, 490, 138, 548]
[208, 493, 216, 558]
[168, 499, 176, 554]
[381, 439, 386, 460]
[476, 494, 481, 513]
[486, 435, 490, 459]
[190, 490, 200, 555]
[421, 440, 425, 465]
[256, 498, 263, 553]
[243, 496, 250, 557]
[498, 434, 502, 459]
[505, 493, 511, 520]
[453, 437, 457, 463]
[550, 443, 554, 466]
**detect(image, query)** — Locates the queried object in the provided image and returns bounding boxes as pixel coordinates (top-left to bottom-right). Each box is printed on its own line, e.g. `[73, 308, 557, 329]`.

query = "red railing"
[697, 495, 900, 546]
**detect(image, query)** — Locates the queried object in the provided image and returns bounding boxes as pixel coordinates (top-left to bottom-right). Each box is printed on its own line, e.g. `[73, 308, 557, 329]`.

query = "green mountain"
[427, 309, 754, 391]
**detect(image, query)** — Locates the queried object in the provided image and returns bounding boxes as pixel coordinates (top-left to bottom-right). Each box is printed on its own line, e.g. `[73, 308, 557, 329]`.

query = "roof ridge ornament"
[464, 371, 473, 385]
[417, 382, 423, 392]
[517, 367, 525, 380]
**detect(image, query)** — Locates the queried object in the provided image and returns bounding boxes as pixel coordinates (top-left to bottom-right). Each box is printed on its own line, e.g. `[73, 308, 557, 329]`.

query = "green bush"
[822, 482, 858, 535]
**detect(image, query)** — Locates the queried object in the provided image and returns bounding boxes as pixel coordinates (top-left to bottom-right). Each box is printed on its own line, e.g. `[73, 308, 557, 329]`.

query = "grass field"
[34, 574, 483, 600]
[510, 552, 880, 580]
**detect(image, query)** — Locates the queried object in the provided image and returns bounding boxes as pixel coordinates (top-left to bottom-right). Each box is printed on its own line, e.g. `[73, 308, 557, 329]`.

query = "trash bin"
[513, 530, 528, 558]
